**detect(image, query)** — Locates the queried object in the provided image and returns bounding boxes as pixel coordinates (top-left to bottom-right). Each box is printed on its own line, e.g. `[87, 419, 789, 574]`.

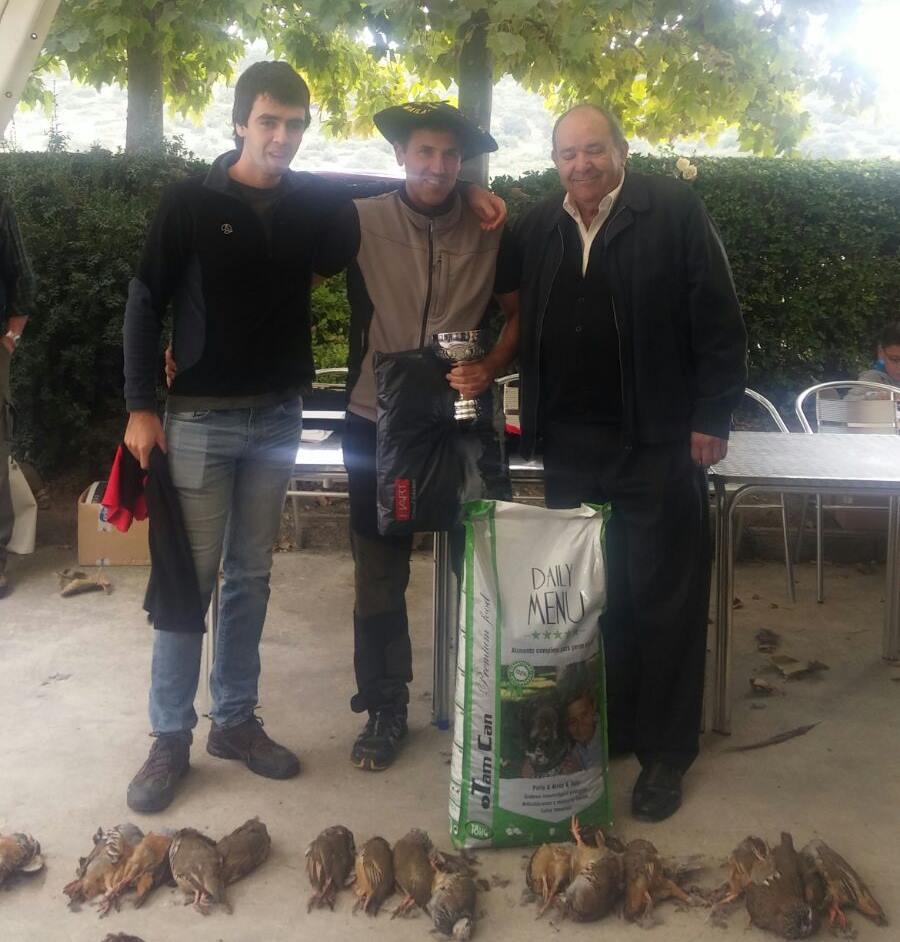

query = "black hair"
[232, 61, 311, 148]
[551, 103, 628, 153]
[879, 321, 900, 349]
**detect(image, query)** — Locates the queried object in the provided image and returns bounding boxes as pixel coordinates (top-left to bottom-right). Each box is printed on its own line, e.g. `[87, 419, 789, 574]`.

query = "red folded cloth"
[101, 444, 148, 532]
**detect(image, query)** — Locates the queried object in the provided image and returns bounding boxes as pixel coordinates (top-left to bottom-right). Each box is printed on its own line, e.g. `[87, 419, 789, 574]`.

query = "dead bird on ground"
[560, 847, 624, 922]
[217, 818, 271, 885]
[623, 838, 695, 922]
[800, 838, 887, 929]
[354, 837, 394, 916]
[428, 870, 477, 939]
[96, 832, 173, 915]
[392, 828, 434, 917]
[306, 824, 355, 912]
[0, 832, 44, 885]
[168, 828, 229, 915]
[64, 824, 144, 907]
[745, 832, 816, 939]
[525, 841, 573, 917]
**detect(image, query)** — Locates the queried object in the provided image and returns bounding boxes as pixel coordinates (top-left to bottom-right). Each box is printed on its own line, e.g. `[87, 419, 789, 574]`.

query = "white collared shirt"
[562, 174, 625, 275]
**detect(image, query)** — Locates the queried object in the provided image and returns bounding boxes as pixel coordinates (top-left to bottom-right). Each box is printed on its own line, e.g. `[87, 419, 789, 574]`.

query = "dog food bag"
[449, 500, 612, 849]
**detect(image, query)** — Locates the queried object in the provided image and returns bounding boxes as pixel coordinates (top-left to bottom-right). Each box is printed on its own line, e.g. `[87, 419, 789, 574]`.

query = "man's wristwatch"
[4, 330, 21, 348]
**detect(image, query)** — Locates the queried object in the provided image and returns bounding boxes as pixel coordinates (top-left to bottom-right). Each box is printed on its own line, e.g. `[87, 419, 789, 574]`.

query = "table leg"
[884, 495, 900, 662]
[713, 482, 736, 734]
[432, 531, 454, 729]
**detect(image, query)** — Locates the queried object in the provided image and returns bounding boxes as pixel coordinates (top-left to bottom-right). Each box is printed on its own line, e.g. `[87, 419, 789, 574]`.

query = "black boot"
[350, 708, 408, 771]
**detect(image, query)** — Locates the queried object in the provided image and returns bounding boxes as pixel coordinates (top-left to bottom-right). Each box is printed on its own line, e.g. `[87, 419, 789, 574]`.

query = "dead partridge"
[64, 824, 144, 906]
[526, 842, 573, 917]
[0, 833, 44, 885]
[306, 824, 356, 912]
[561, 847, 624, 922]
[392, 828, 434, 917]
[354, 837, 394, 916]
[569, 816, 606, 875]
[623, 838, 694, 922]
[168, 828, 229, 915]
[97, 832, 173, 915]
[217, 818, 271, 885]
[800, 838, 887, 929]
[428, 870, 477, 940]
[746, 832, 815, 939]
[718, 836, 771, 905]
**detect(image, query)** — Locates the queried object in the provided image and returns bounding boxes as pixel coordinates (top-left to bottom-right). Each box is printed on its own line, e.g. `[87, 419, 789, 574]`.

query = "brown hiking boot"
[127, 734, 191, 813]
[206, 715, 300, 779]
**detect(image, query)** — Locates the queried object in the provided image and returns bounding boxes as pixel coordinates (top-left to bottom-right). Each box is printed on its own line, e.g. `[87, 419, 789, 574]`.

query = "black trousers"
[543, 423, 710, 773]
[344, 412, 414, 714]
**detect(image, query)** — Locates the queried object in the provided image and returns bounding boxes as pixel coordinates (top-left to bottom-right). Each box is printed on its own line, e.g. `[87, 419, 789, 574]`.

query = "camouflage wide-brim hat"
[373, 101, 498, 161]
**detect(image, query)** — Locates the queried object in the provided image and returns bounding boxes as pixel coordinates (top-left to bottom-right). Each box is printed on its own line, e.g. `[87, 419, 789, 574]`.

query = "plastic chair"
[794, 380, 900, 602]
[731, 389, 796, 601]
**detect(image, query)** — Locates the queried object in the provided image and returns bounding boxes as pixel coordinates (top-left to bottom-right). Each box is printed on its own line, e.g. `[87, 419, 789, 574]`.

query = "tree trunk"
[457, 9, 493, 187]
[125, 18, 163, 153]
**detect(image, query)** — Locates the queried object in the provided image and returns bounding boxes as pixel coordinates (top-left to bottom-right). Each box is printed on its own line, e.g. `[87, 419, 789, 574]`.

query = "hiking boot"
[127, 734, 191, 813]
[350, 708, 408, 771]
[206, 715, 300, 779]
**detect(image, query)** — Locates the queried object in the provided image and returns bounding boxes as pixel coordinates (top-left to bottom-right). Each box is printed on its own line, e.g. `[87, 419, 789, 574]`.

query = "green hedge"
[1, 150, 898, 472]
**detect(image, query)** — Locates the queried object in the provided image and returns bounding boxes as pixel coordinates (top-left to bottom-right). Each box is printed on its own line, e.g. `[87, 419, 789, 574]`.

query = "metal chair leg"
[779, 493, 796, 603]
[816, 494, 824, 603]
[794, 494, 810, 563]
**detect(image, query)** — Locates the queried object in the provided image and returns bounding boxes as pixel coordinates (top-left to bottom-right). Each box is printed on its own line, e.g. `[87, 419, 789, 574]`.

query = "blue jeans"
[149, 399, 302, 737]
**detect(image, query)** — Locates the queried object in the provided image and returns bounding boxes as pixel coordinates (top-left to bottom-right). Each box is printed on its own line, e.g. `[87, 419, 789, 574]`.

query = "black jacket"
[123, 152, 351, 411]
[513, 171, 747, 457]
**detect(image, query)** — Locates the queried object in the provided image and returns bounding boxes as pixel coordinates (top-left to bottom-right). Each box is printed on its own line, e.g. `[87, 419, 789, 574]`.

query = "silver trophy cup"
[432, 329, 488, 422]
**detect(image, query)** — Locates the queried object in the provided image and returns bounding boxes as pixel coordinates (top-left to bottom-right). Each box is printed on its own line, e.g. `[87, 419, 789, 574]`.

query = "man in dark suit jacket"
[512, 104, 747, 821]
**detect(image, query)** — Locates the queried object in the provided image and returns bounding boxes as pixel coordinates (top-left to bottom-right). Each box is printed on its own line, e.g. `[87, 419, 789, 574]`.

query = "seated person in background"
[857, 321, 900, 392]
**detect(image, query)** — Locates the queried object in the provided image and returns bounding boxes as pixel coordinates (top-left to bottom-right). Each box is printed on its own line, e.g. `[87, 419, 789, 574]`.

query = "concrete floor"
[1, 547, 898, 941]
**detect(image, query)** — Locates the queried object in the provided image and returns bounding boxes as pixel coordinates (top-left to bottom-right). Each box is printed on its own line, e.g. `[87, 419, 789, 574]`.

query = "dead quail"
[306, 824, 356, 912]
[0, 833, 44, 885]
[569, 816, 606, 875]
[560, 847, 624, 922]
[64, 824, 144, 906]
[353, 837, 394, 916]
[428, 870, 477, 940]
[800, 839, 887, 929]
[168, 828, 229, 915]
[392, 828, 434, 917]
[525, 842, 573, 917]
[217, 818, 271, 885]
[745, 832, 816, 939]
[623, 838, 693, 922]
[97, 832, 173, 915]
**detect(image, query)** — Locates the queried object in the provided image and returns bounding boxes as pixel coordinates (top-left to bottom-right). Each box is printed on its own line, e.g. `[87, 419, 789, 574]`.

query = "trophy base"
[454, 399, 478, 422]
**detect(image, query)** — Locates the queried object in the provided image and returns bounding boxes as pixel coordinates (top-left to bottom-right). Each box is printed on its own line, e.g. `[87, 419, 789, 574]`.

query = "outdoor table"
[708, 431, 900, 735]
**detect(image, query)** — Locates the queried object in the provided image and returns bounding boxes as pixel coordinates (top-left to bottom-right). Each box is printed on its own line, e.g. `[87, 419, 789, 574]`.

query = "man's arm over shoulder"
[123, 181, 193, 412]
[682, 189, 747, 441]
[313, 198, 360, 282]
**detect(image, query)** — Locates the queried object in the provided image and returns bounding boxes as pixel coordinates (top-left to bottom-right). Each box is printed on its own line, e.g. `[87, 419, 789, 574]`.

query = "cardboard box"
[77, 481, 149, 566]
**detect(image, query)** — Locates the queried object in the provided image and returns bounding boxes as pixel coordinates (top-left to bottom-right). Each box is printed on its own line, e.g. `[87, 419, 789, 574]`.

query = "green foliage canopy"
[274, 0, 871, 155]
[31, 0, 271, 119]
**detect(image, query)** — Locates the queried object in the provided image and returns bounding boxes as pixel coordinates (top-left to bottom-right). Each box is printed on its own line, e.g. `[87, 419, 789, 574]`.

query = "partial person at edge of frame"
[0, 189, 36, 601]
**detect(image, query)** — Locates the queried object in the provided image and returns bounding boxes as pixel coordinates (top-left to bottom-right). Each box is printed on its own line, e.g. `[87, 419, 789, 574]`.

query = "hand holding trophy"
[432, 330, 489, 423]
